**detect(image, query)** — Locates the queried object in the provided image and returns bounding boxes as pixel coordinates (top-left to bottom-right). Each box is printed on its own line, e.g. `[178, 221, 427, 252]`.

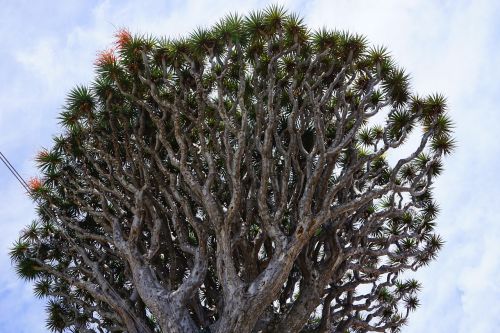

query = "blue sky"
[0, 0, 499, 331]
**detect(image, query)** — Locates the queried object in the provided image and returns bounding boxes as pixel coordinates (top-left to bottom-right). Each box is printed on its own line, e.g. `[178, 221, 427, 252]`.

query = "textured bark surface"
[11, 6, 454, 333]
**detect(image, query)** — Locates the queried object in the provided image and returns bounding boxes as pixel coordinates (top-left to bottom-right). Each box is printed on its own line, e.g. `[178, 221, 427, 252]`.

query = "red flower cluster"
[114, 28, 132, 49]
[94, 28, 132, 67]
[36, 149, 49, 161]
[95, 49, 117, 67]
[28, 177, 42, 192]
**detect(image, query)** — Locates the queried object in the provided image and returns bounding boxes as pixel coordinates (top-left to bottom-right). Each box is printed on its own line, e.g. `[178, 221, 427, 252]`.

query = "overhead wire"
[0, 151, 31, 193]
[0, 150, 59, 222]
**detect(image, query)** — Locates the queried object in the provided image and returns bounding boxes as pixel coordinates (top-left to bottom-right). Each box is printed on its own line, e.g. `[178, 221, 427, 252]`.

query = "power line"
[0, 151, 31, 193]
[0, 150, 58, 222]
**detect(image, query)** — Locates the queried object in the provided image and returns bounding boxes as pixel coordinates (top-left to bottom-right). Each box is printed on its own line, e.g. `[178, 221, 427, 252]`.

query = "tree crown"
[12, 5, 454, 333]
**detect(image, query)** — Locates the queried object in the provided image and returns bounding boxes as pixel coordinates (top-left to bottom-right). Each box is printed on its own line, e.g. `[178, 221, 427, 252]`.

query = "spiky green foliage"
[12, 6, 454, 333]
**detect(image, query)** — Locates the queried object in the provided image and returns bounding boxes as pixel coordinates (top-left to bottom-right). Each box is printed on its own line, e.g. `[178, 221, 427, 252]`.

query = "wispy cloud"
[0, 1, 498, 331]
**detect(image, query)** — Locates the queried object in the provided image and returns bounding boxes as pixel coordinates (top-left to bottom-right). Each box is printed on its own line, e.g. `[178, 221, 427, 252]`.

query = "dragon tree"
[11, 6, 454, 333]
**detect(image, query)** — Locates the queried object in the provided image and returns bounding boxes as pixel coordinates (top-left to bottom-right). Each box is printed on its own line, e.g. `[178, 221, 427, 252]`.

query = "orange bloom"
[36, 149, 49, 161]
[28, 177, 42, 192]
[115, 28, 132, 49]
[95, 49, 117, 66]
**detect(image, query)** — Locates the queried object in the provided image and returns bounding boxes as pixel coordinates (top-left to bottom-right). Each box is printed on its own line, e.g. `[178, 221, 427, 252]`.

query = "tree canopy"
[11, 6, 454, 333]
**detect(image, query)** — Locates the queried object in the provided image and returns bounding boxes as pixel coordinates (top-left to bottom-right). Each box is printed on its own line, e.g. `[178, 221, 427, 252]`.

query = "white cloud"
[0, 0, 499, 331]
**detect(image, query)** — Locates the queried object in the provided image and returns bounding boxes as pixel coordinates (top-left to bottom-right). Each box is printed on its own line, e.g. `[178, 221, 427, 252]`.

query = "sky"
[0, 0, 499, 332]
